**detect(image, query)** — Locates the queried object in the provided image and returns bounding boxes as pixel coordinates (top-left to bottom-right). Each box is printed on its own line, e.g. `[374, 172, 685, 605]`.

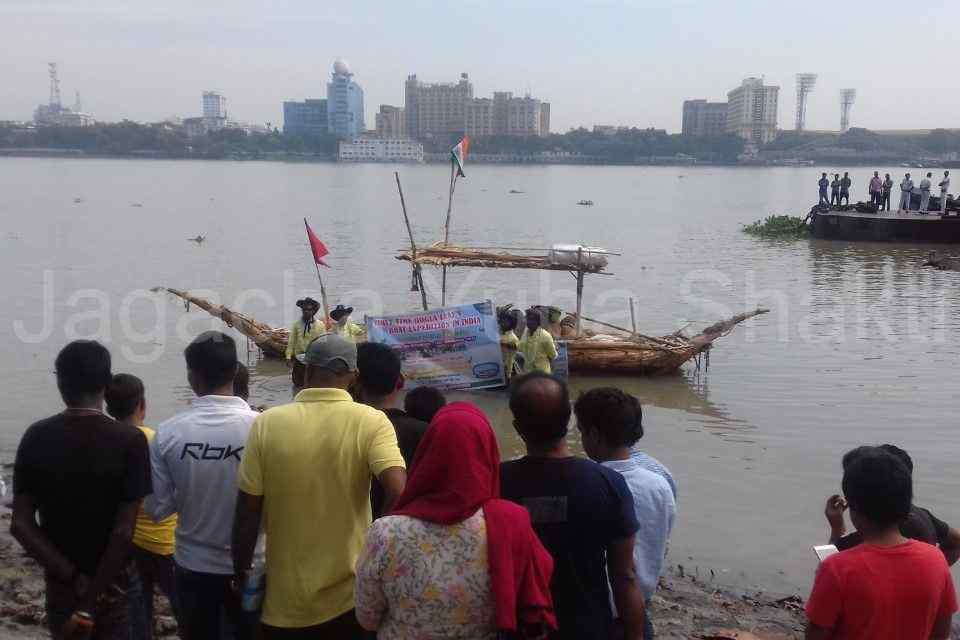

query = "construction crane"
[795, 73, 817, 132]
[840, 89, 857, 133]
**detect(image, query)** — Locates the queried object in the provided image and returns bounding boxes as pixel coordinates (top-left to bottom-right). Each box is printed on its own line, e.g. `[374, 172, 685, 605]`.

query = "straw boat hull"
[155, 288, 767, 377]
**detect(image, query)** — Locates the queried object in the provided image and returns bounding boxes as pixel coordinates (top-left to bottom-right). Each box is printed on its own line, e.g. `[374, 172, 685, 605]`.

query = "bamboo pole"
[395, 172, 429, 311]
[441, 162, 457, 307]
[629, 297, 637, 335]
[574, 247, 584, 337]
[313, 261, 331, 328]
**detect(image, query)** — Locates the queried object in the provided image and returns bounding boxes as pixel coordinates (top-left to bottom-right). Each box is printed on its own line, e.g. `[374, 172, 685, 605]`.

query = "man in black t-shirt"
[500, 372, 646, 640]
[355, 342, 428, 518]
[12, 341, 152, 640]
[824, 444, 960, 564]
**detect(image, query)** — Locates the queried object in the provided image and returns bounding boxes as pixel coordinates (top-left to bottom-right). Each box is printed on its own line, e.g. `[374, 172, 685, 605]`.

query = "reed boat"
[153, 288, 768, 377]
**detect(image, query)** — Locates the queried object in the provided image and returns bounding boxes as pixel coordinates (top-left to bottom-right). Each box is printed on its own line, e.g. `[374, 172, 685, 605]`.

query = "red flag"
[304, 218, 329, 267]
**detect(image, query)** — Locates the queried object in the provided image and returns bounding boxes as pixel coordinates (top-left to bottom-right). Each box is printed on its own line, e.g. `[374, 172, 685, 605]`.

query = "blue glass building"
[327, 59, 365, 138]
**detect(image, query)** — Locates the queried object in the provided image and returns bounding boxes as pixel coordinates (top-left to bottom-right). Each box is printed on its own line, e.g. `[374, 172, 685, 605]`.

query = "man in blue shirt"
[500, 372, 646, 640]
[574, 388, 676, 640]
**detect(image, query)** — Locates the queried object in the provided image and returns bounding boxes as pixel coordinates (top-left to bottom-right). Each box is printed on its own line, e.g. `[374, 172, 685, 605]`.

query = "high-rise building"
[497, 93, 545, 136]
[539, 103, 551, 137]
[375, 105, 405, 139]
[681, 99, 728, 137]
[465, 98, 494, 137]
[404, 73, 474, 140]
[202, 91, 227, 120]
[725, 78, 779, 145]
[283, 99, 329, 137]
[327, 59, 365, 138]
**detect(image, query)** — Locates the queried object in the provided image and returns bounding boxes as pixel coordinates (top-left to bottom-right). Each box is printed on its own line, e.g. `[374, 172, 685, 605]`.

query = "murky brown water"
[2, 157, 958, 595]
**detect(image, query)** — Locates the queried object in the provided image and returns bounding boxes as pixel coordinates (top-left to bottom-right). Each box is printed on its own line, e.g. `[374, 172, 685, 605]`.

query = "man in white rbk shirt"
[146, 331, 259, 640]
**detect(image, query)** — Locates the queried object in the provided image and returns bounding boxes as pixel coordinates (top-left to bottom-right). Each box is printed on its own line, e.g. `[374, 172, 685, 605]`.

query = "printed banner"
[365, 301, 506, 390]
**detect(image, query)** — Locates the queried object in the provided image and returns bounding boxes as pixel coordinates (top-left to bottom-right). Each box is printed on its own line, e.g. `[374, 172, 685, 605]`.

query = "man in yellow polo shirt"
[233, 333, 406, 637]
[105, 373, 181, 638]
[329, 304, 366, 343]
[519, 308, 559, 374]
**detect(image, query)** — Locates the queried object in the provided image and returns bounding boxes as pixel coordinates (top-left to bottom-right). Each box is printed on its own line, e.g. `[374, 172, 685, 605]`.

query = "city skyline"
[3, 0, 959, 133]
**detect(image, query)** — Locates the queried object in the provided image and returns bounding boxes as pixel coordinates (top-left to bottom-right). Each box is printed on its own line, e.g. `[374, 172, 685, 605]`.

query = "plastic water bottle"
[240, 560, 266, 612]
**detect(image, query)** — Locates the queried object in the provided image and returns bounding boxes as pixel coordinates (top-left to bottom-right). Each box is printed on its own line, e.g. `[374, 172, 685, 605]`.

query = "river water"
[2, 157, 958, 596]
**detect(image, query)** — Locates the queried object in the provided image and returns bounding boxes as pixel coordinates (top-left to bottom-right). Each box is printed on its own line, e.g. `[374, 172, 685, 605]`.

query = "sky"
[2, 0, 958, 134]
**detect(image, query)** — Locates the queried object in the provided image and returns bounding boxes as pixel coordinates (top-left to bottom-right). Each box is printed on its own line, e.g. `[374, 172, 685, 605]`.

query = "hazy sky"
[3, 0, 958, 133]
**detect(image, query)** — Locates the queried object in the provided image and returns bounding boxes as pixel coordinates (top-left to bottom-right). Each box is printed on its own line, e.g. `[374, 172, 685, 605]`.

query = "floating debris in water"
[188, 235, 206, 243]
[742, 215, 808, 239]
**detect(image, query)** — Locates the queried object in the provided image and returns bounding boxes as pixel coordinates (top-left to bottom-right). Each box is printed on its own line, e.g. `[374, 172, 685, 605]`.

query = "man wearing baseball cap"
[233, 333, 406, 637]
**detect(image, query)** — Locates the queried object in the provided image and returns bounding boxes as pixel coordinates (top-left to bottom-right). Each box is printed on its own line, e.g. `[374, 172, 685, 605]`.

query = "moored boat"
[154, 288, 768, 377]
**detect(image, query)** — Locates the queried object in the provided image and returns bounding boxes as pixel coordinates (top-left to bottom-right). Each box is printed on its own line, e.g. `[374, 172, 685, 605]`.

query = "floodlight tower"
[840, 89, 857, 133]
[48, 62, 62, 108]
[795, 73, 818, 131]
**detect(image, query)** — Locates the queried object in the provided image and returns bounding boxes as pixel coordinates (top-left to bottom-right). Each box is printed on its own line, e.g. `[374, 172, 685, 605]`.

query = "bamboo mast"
[394, 172, 429, 311]
[441, 161, 457, 306]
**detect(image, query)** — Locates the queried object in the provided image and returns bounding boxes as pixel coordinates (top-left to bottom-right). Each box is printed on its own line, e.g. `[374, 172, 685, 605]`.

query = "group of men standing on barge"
[817, 170, 951, 214]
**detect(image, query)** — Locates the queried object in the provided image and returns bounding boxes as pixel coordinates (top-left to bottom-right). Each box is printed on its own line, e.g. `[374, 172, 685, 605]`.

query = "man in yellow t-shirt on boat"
[519, 308, 558, 374]
[329, 304, 366, 343]
[286, 298, 327, 390]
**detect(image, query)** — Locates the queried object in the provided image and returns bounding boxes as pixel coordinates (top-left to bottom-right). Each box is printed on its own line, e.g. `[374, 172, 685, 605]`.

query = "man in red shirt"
[806, 447, 957, 640]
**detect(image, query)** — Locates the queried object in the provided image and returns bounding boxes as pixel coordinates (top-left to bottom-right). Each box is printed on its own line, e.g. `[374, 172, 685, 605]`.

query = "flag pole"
[395, 172, 429, 311]
[441, 161, 457, 306]
[314, 260, 332, 330]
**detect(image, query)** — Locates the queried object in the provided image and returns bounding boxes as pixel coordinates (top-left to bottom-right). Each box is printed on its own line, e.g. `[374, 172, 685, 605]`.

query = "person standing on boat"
[330, 304, 366, 343]
[499, 311, 521, 381]
[882, 174, 894, 211]
[818, 173, 831, 206]
[286, 297, 326, 391]
[939, 171, 951, 214]
[830, 174, 841, 206]
[919, 172, 933, 214]
[839, 172, 852, 206]
[519, 309, 558, 375]
[899, 173, 915, 213]
[869, 172, 883, 209]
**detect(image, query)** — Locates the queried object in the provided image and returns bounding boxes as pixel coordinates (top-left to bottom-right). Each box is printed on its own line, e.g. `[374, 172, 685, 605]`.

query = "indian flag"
[451, 136, 470, 178]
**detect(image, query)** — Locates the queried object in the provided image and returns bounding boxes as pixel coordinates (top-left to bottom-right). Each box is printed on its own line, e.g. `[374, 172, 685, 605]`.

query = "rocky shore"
[0, 509, 806, 640]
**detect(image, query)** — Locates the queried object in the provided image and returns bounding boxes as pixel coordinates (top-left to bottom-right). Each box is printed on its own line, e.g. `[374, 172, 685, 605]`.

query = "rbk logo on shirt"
[180, 442, 244, 461]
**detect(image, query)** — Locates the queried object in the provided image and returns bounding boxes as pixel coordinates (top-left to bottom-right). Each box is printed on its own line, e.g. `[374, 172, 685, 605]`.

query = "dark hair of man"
[508, 371, 571, 445]
[104, 373, 145, 421]
[499, 312, 517, 331]
[574, 387, 643, 447]
[357, 342, 402, 397]
[184, 331, 237, 389]
[841, 448, 912, 527]
[55, 340, 112, 406]
[878, 444, 913, 474]
[233, 362, 250, 400]
[403, 386, 447, 424]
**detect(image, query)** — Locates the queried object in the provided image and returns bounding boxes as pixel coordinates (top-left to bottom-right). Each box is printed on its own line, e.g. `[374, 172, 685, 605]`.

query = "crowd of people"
[10, 331, 960, 640]
[817, 170, 952, 214]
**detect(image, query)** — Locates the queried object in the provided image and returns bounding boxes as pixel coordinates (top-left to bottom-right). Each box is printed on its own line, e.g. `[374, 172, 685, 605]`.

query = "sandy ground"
[0, 509, 807, 640]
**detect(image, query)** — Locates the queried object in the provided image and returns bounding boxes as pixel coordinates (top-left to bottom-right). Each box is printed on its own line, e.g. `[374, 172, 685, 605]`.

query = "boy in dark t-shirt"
[500, 372, 644, 640]
[12, 341, 151, 640]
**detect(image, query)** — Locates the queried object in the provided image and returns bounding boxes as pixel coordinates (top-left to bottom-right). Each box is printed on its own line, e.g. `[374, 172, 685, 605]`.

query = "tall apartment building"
[725, 78, 779, 145]
[404, 73, 474, 140]
[681, 99, 728, 137]
[539, 103, 551, 137]
[201, 91, 227, 131]
[283, 99, 329, 137]
[327, 59, 365, 138]
[375, 105, 405, 139]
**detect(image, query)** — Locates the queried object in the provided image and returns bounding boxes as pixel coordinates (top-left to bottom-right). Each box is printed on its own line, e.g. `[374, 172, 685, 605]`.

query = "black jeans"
[132, 547, 181, 640]
[46, 564, 143, 640]
[174, 564, 257, 640]
[882, 192, 891, 210]
[260, 609, 372, 639]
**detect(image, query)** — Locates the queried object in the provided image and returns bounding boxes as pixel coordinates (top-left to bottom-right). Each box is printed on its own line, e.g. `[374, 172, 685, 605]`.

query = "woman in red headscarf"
[355, 402, 556, 639]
